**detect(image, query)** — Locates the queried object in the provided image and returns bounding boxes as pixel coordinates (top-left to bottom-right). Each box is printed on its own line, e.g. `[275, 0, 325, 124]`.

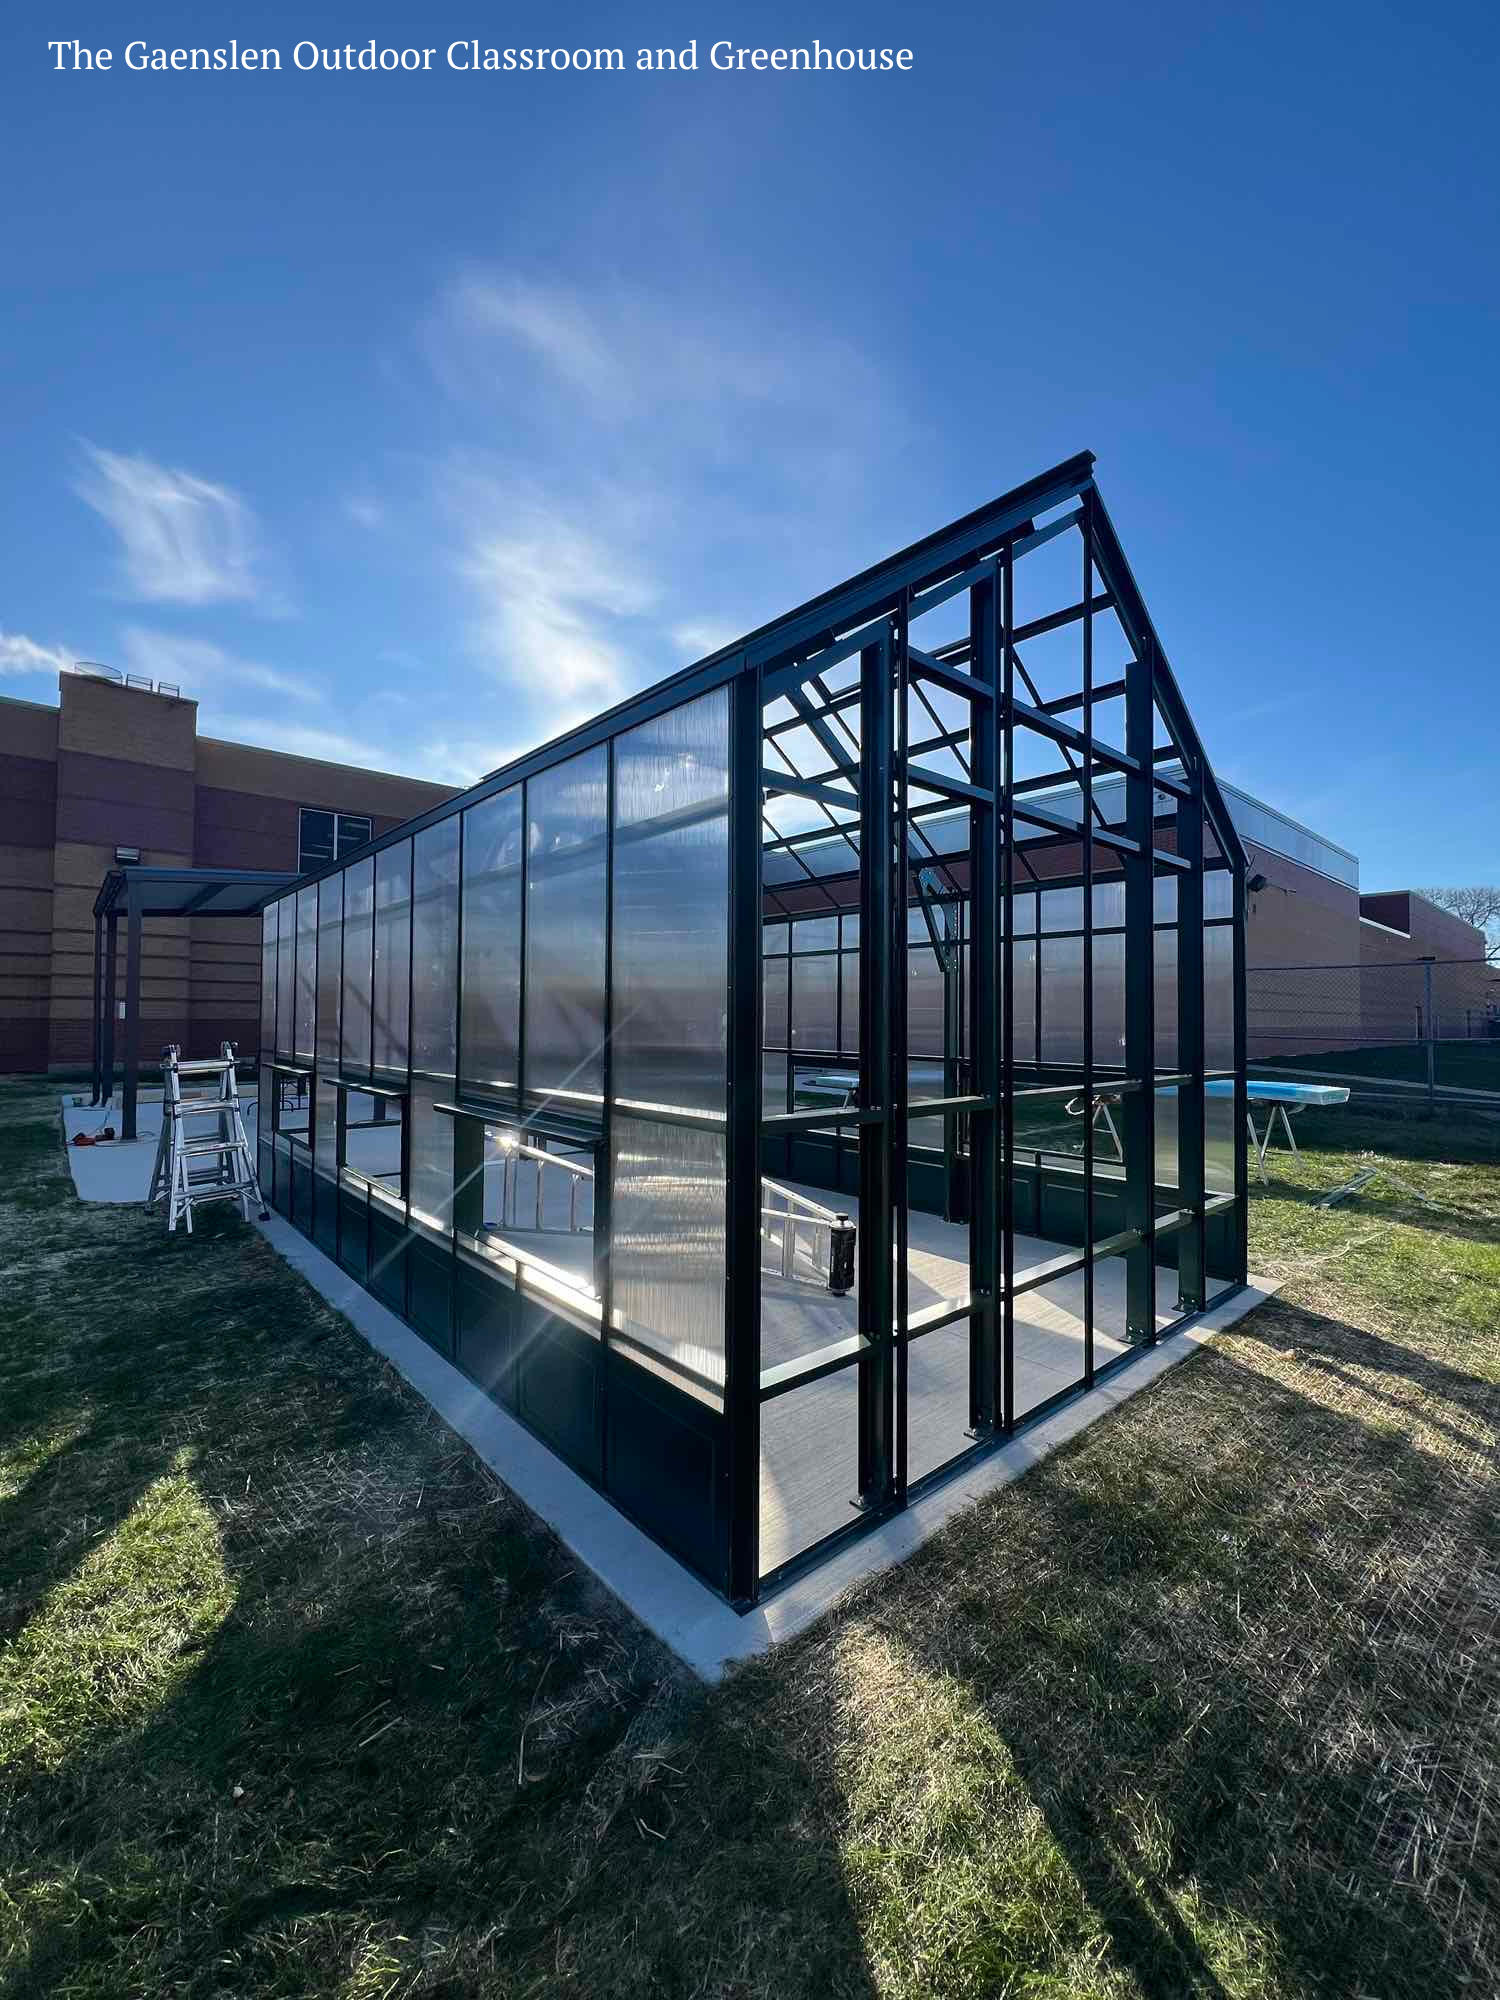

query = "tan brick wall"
[196, 736, 455, 818]
[1242, 854, 1362, 1060]
[4, 682, 456, 1071]
[56, 675, 197, 769]
[0, 697, 60, 761]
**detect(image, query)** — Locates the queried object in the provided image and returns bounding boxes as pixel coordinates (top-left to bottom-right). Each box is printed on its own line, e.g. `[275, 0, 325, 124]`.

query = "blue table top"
[1207, 1079, 1350, 1106]
[794, 1070, 1351, 1108]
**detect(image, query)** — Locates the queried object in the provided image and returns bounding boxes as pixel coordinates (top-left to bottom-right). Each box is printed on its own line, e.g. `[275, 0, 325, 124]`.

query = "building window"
[299, 807, 374, 873]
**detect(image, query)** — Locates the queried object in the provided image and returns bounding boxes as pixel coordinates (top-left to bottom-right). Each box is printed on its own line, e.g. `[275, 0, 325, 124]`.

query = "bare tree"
[1420, 885, 1500, 958]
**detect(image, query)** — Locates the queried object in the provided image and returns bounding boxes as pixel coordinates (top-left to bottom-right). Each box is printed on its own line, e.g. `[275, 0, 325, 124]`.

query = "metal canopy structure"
[91, 866, 297, 1139]
[256, 453, 1248, 1607]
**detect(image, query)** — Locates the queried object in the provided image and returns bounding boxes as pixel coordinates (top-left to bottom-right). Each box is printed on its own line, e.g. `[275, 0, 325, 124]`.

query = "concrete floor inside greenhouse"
[757, 1182, 1192, 1575]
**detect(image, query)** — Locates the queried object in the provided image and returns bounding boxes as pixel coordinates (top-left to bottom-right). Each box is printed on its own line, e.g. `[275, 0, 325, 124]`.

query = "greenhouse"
[257, 452, 1248, 1606]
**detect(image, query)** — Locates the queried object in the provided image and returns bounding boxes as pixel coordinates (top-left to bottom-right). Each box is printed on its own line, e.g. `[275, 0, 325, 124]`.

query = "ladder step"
[183, 1139, 252, 1156]
[178, 1185, 257, 1205]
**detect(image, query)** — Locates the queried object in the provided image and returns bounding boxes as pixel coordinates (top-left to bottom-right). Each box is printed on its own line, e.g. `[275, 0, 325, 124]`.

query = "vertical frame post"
[1081, 496, 1097, 1383]
[968, 567, 1000, 1431]
[724, 664, 763, 1605]
[122, 890, 143, 1144]
[1422, 957, 1436, 1115]
[90, 912, 104, 1104]
[891, 598, 911, 1500]
[101, 911, 118, 1110]
[1000, 541, 1016, 1430]
[858, 632, 896, 1510]
[1176, 756, 1206, 1311]
[1232, 839, 1249, 1283]
[1121, 631, 1157, 1342]
[597, 744, 617, 1479]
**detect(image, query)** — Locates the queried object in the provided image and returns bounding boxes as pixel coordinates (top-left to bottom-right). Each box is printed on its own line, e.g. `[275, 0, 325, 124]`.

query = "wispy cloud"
[345, 495, 387, 531]
[75, 443, 281, 609]
[438, 272, 624, 407]
[417, 269, 901, 750]
[0, 630, 74, 679]
[121, 627, 321, 702]
[442, 469, 658, 722]
[200, 713, 397, 769]
[670, 618, 742, 661]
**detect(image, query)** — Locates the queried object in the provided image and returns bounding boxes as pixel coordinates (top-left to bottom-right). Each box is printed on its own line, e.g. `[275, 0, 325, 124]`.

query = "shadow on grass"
[0, 1082, 879, 2000]
[6, 1072, 1498, 1997]
[814, 1295, 1500, 1999]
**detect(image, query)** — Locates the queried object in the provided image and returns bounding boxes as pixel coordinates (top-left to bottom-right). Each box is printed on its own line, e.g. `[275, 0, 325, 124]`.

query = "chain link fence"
[1247, 958, 1499, 1112]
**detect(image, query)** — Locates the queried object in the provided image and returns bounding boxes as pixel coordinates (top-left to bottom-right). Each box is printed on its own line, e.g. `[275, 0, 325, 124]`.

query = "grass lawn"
[2, 1078, 1497, 1999]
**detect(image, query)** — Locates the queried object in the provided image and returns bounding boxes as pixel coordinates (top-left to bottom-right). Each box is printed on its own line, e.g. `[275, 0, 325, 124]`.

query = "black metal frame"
[255, 454, 1249, 1608]
[89, 865, 297, 1140]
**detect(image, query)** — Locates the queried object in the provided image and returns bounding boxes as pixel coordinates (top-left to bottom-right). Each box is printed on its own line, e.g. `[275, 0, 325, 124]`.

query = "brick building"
[1, 670, 1486, 1076]
[0, 669, 457, 1072]
[1358, 889, 1492, 1044]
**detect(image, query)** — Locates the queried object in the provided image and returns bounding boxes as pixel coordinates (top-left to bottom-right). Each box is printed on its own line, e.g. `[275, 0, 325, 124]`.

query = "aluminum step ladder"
[147, 1042, 269, 1233]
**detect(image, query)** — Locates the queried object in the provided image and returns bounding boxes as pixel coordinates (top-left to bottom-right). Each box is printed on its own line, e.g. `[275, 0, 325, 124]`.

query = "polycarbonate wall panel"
[1155, 924, 1179, 1071]
[610, 1115, 726, 1404]
[459, 787, 522, 1099]
[764, 956, 789, 1049]
[1205, 921, 1238, 1202]
[294, 888, 317, 1062]
[1204, 924, 1235, 1070]
[313, 1076, 338, 1176]
[1039, 936, 1084, 1063]
[790, 953, 837, 1053]
[608, 693, 729, 1401]
[411, 818, 459, 1079]
[763, 1051, 789, 1117]
[1205, 1092, 1237, 1196]
[1011, 941, 1038, 1062]
[1093, 932, 1126, 1067]
[316, 873, 342, 1063]
[907, 945, 945, 1058]
[260, 906, 277, 1052]
[526, 747, 608, 1114]
[275, 896, 294, 1058]
[839, 951, 860, 1056]
[372, 840, 412, 1078]
[342, 856, 375, 1077]
[611, 689, 729, 1113]
[408, 1078, 452, 1238]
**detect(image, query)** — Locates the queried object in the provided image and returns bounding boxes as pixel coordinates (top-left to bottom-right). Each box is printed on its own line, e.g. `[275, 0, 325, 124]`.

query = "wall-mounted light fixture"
[114, 845, 142, 865]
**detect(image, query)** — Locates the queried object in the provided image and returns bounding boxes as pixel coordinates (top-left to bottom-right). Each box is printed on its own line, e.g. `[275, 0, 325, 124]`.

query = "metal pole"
[1176, 755, 1206, 1313]
[89, 912, 104, 1104]
[857, 632, 895, 1512]
[1122, 637, 1157, 1343]
[1422, 957, 1436, 1115]
[1081, 496, 1096, 1382]
[1000, 541, 1016, 1431]
[968, 566, 1000, 1432]
[101, 912, 118, 1109]
[122, 895, 143, 1143]
[724, 664, 764, 1605]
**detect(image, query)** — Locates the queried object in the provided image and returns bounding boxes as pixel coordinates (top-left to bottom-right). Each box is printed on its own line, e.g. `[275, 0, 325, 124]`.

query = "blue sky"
[3, 0, 1495, 886]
